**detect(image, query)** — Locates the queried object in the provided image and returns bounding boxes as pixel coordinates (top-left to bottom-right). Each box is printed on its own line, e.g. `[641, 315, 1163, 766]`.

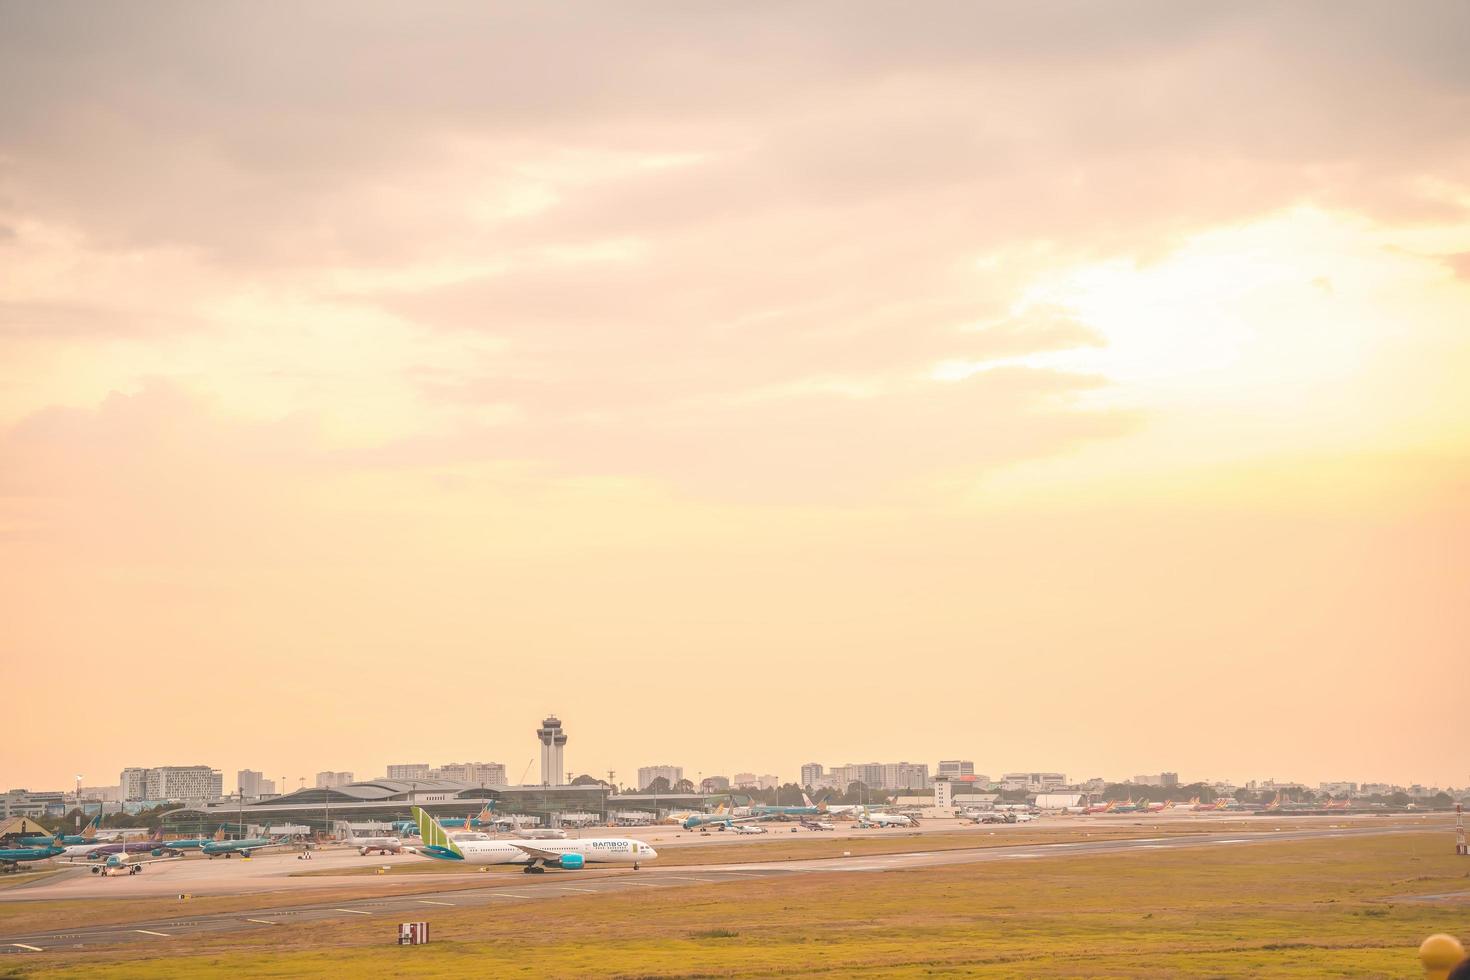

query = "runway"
[0, 821, 1431, 955]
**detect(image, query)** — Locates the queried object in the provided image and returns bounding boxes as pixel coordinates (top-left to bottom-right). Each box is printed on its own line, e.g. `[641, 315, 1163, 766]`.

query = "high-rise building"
[537, 716, 567, 786]
[120, 768, 150, 802]
[732, 772, 759, 789]
[315, 771, 354, 789]
[938, 760, 975, 778]
[757, 774, 781, 791]
[122, 766, 223, 802]
[429, 762, 507, 786]
[387, 764, 431, 781]
[1160, 772, 1179, 788]
[825, 762, 931, 791]
[637, 765, 684, 790]
[800, 763, 825, 788]
[238, 770, 268, 799]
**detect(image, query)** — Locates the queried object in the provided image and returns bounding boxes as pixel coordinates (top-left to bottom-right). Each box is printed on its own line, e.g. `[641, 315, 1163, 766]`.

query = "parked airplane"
[750, 793, 822, 818]
[160, 828, 228, 852]
[438, 805, 497, 829]
[412, 807, 654, 872]
[857, 806, 915, 828]
[681, 802, 768, 831]
[201, 836, 289, 858]
[1084, 800, 1117, 814]
[728, 823, 767, 835]
[343, 833, 404, 855]
[800, 819, 835, 831]
[0, 843, 63, 871]
[85, 833, 174, 859]
[17, 816, 102, 847]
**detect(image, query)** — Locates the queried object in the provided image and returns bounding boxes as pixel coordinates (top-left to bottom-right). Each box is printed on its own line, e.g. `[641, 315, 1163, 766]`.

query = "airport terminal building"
[160, 779, 702, 836]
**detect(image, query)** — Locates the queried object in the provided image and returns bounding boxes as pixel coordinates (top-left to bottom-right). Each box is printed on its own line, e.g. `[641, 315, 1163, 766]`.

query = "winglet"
[412, 806, 464, 859]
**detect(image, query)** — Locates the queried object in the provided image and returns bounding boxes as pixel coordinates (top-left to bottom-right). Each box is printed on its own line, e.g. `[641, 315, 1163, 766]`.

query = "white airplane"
[413, 807, 655, 873]
[857, 807, 915, 828]
[728, 823, 767, 835]
[89, 850, 180, 876]
[343, 833, 405, 855]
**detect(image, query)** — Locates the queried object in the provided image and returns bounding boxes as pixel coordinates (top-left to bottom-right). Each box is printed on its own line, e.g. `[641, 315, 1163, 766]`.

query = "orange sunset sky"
[1, 2, 1467, 793]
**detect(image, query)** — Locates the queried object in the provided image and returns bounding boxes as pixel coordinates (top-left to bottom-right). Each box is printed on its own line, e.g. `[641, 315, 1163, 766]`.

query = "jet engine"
[556, 853, 585, 870]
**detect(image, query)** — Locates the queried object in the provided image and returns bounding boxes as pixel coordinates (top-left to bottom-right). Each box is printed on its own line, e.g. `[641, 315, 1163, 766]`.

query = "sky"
[1, 2, 1467, 795]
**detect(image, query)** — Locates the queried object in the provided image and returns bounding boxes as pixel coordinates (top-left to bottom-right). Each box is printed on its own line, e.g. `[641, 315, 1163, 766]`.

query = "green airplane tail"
[412, 806, 464, 859]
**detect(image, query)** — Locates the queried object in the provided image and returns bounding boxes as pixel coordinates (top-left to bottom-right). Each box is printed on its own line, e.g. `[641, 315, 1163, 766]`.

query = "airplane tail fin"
[802, 792, 815, 808]
[412, 806, 464, 859]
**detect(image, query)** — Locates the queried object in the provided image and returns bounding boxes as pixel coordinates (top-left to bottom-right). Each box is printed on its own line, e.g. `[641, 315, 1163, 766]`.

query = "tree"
[672, 779, 695, 794]
[570, 774, 603, 786]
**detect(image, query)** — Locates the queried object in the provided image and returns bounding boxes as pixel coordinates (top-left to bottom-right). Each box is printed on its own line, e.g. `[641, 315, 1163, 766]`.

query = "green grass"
[11, 832, 1470, 978]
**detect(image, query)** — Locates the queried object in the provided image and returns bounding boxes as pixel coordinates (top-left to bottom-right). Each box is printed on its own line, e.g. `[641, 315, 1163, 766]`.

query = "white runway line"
[10, 944, 43, 952]
[134, 929, 172, 937]
[333, 908, 372, 915]
[558, 887, 598, 893]
[244, 918, 279, 926]
[666, 876, 717, 882]
[491, 892, 529, 898]
[416, 900, 455, 906]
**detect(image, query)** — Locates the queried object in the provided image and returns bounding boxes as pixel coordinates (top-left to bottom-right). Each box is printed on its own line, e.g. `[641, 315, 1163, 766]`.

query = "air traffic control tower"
[537, 716, 567, 786]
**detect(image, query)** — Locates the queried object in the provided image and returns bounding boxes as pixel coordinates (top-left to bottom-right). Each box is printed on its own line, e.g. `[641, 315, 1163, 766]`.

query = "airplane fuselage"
[427, 837, 654, 867]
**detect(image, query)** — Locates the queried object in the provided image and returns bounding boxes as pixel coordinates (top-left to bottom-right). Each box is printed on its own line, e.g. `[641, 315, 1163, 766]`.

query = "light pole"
[74, 774, 83, 830]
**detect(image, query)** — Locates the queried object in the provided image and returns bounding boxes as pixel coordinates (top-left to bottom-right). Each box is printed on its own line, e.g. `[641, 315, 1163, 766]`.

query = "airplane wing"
[505, 842, 564, 863]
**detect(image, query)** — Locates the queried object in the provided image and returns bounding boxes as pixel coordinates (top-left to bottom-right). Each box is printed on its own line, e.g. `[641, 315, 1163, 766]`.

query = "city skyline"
[10, 737, 1463, 800]
[2, 4, 1467, 792]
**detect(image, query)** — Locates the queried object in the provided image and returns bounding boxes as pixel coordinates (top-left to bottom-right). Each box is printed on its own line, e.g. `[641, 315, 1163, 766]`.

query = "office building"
[1001, 772, 1067, 792]
[938, 760, 974, 778]
[732, 772, 759, 789]
[387, 764, 431, 781]
[120, 767, 150, 802]
[537, 716, 567, 786]
[637, 765, 684, 790]
[121, 766, 223, 802]
[825, 762, 928, 792]
[1, 789, 67, 818]
[800, 763, 824, 787]
[315, 771, 354, 789]
[238, 770, 277, 799]
[430, 763, 507, 786]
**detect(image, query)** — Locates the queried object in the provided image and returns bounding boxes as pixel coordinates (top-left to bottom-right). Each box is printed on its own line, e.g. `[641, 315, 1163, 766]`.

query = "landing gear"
[633, 862, 640, 870]
[522, 865, 546, 874]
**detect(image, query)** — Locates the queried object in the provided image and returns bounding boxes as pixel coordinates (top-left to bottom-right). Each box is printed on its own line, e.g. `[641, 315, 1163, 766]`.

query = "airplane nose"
[646, 847, 657, 858]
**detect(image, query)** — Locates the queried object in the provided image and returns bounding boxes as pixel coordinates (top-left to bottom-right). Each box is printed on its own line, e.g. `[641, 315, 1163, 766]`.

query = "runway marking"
[1214, 839, 1251, 844]
[134, 929, 171, 937]
[416, 900, 455, 906]
[714, 871, 762, 877]
[244, 919, 279, 926]
[557, 887, 597, 893]
[491, 892, 529, 898]
[666, 875, 717, 882]
[333, 908, 371, 915]
[10, 944, 43, 952]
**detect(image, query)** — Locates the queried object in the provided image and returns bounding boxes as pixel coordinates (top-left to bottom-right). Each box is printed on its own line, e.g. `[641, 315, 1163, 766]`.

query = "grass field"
[5, 831, 1468, 978]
